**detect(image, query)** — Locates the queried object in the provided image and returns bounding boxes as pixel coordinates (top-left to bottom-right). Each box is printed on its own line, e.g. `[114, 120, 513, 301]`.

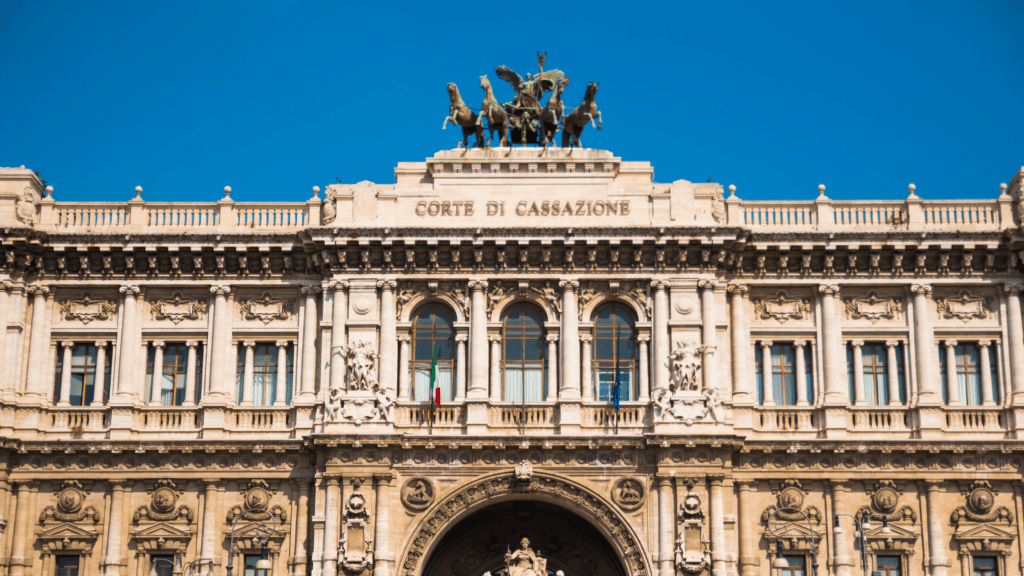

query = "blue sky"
[1, 1, 1022, 203]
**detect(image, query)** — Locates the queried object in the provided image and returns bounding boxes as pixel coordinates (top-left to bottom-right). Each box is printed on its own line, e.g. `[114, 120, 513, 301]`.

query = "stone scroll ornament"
[133, 479, 195, 524]
[675, 479, 709, 575]
[61, 292, 116, 324]
[937, 290, 991, 322]
[39, 480, 101, 524]
[844, 291, 902, 323]
[16, 186, 35, 225]
[339, 479, 375, 576]
[753, 291, 810, 323]
[239, 291, 291, 324]
[152, 291, 206, 324]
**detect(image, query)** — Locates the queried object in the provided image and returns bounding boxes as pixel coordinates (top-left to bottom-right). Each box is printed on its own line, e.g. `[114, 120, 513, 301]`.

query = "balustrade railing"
[754, 406, 818, 432]
[742, 202, 817, 230]
[139, 407, 200, 431]
[396, 405, 464, 428]
[488, 404, 557, 428]
[49, 407, 110, 432]
[850, 406, 910, 432]
[943, 407, 1006, 433]
[229, 407, 293, 430]
[54, 204, 130, 231]
[582, 404, 649, 429]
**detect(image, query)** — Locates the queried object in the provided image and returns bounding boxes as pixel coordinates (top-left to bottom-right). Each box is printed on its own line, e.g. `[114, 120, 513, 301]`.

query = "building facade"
[0, 149, 1023, 576]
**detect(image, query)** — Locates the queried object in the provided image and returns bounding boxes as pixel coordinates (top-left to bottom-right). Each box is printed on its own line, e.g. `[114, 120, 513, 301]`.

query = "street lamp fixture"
[766, 507, 819, 576]
[225, 508, 278, 576]
[834, 511, 891, 576]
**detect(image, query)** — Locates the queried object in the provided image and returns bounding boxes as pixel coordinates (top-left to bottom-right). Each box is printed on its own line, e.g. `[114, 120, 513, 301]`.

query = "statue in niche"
[341, 341, 378, 391]
[669, 341, 704, 393]
[505, 538, 546, 576]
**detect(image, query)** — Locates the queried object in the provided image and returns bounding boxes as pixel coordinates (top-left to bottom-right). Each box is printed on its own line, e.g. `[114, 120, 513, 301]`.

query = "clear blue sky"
[1, 1, 1022, 203]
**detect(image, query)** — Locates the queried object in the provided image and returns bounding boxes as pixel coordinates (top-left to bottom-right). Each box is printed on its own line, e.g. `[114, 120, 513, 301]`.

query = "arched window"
[502, 304, 546, 401]
[593, 303, 636, 401]
[411, 304, 455, 401]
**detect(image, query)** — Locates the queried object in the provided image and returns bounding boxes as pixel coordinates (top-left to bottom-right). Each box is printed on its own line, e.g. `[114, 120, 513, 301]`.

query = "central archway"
[423, 500, 627, 576]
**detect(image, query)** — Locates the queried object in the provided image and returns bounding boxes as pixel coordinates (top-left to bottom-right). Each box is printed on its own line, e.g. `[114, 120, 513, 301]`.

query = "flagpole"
[429, 344, 435, 436]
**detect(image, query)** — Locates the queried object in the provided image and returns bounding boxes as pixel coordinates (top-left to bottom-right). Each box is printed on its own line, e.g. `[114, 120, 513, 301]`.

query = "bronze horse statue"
[442, 82, 484, 148]
[561, 82, 602, 148]
[539, 77, 569, 148]
[477, 75, 508, 149]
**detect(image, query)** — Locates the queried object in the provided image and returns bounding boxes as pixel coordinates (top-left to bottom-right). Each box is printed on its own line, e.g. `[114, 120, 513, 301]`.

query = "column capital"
[698, 279, 718, 291]
[734, 480, 757, 491]
[944, 339, 958, 348]
[909, 284, 932, 295]
[60, 340, 75, 349]
[1005, 283, 1024, 296]
[579, 335, 593, 343]
[761, 340, 774, 347]
[488, 334, 502, 342]
[818, 284, 841, 296]
[546, 334, 559, 343]
[397, 334, 411, 343]
[885, 339, 900, 348]
[850, 339, 864, 348]
[978, 339, 992, 348]
[373, 472, 395, 486]
[109, 479, 134, 488]
[325, 477, 341, 487]
[828, 480, 849, 491]
[558, 279, 579, 292]
[275, 340, 290, 348]
[209, 285, 231, 296]
[201, 479, 221, 489]
[650, 280, 670, 290]
[467, 279, 488, 291]
[242, 340, 256, 348]
[28, 284, 51, 296]
[185, 340, 199, 348]
[375, 280, 396, 291]
[793, 340, 807, 348]
[328, 280, 350, 292]
[727, 284, 748, 295]
[707, 475, 726, 485]
[654, 475, 674, 487]
[455, 334, 469, 342]
[94, 340, 109, 348]
[301, 285, 323, 295]
[0, 280, 13, 293]
[921, 479, 945, 490]
[151, 340, 166, 349]
[637, 334, 651, 343]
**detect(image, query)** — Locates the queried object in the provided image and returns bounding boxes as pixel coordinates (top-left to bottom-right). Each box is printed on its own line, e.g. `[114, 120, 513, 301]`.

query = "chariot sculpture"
[444, 53, 602, 149]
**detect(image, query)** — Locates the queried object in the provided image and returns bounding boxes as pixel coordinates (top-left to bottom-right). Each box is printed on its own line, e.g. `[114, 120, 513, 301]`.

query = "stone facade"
[0, 152, 1023, 576]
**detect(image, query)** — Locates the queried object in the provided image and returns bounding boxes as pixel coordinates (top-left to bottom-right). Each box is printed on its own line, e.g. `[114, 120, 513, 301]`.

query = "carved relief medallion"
[611, 478, 645, 511]
[401, 478, 435, 511]
[868, 480, 901, 514]
[61, 292, 115, 324]
[240, 291, 290, 324]
[777, 481, 805, 510]
[844, 291, 902, 323]
[134, 479, 194, 524]
[39, 480, 101, 524]
[753, 291, 810, 323]
[951, 480, 1011, 525]
[152, 291, 206, 324]
[937, 290, 991, 322]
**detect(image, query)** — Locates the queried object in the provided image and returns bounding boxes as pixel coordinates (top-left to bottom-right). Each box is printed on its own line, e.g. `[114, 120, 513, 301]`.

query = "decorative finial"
[907, 183, 918, 199]
[312, 186, 320, 199]
[45, 186, 53, 197]
[134, 186, 142, 198]
[728, 184, 736, 198]
[817, 184, 826, 197]
[999, 183, 1008, 195]
[223, 186, 232, 198]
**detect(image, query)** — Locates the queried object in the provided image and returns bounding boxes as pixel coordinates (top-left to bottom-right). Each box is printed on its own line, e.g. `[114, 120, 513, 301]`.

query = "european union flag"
[613, 367, 622, 413]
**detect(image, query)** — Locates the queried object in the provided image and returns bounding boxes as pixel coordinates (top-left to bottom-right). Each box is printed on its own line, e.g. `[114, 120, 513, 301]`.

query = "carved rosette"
[239, 291, 291, 324]
[133, 480, 194, 524]
[753, 291, 810, 323]
[937, 290, 991, 322]
[60, 292, 115, 324]
[152, 291, 206, 324]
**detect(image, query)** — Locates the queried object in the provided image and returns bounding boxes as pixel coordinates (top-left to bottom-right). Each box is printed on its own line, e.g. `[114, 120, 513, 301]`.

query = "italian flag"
[430, 346, 441, 407]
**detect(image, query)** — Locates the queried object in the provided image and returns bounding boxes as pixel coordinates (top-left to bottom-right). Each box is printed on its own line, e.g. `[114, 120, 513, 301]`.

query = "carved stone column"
[23, 285, 51, 404]
[397, 335, 411, 400]
[8, 483, 34, 576]
[467, 280, 488, 399]
[455, 334, 467, 402]
[291, 481, 310, 576]
[911, 285, 940, 405]
[489, 335, 502, 402]
[199, 480, 220, 574]
[736, 481, 758, 576]
[760, 340, 775, 406]
[205, 286, 231, 403]
[378, 280, 398, 393]
[93, 341, 109, 406]
[58, 341, 75, 406]
[559, 279, 580, 398]
[708, 476, 727, 576]
[979, 340, 995, 406]
[240, 340, 255, 406]
[885, 340, 902, 406]
[656, 475, 675, 576]
[637, 335, 650, 402]
[374, 474, 394, 576]
[328, 280, 349, 392]
[275, 340, 290, 406]
[546, 334, 559, 401]
[819, 285, 847, 405]
[831, 481, 853, 576]
[0, 281, 11, 399]
[322, 477, 341, 576]
[699, 280, 718, 395]
[850, 340, 866, 405]
[944, 340, 960, 406]
[101, 481, 129, 576]
[652, 281, 670, 394]
[580, 335, 593, 401]
[298, 286, 321, 402]
[148, 341, 165, 405]
[728, 285, 752, 404]
[923, 480, 950, 576]
[1004, 284, 1024, 404]
[794, 340, 808, 406]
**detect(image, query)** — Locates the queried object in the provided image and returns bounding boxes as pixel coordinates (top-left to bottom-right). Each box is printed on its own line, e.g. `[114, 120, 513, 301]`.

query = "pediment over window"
[130, 522, 193, 553]
[36, 522, 100, 556]
[954, 523, 1016, 556]
[225, 521, 289, 555]
[864, 524, 919, 556]
[762, 522, 824, 555]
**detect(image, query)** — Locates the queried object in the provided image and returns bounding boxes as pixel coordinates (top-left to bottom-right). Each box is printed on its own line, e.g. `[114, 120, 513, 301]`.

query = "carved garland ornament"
[226, 479, 287, 524]
[401, 474, 649, 576]
[951, 481, 1011, 525]
[39, 480, 101, 524]
[239, 291, 291, 324]
[760, 480, 823, 525]
[152, 291, 206, 324]
[844, 291, 902, 323]
[60, 293, 116, 324]
[753, 291, 810, 323]
[937, 290, 991, 323]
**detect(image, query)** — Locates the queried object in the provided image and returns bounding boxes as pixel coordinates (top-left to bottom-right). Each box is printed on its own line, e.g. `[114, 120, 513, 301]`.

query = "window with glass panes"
[55, 556, 80, 576]
[876, 556, 901, 576]
[502, 304, 546, 401]
[150, 555, 174, 576]
[593, 304, 636, 401]
[754, 342, 811, 405]
[243, 554, 261, 576]
[938, 342, 1000, 405]
[778, 554, 806, 576]
[146, 344, 193, 406]
[851, 342, 907, 405]
[53, 344, 111, 406]
[973, 557, 998, 576]
[411, 305, 455, 402]
[236, 343, 292, 406]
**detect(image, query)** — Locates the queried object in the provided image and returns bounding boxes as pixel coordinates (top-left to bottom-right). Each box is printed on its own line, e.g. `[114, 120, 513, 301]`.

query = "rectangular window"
[876, 555, 901, 576]
[53, 344, 111, 406]
[973, 556, 997, 576]
[55, 556, 80, 576]
[779, 554, 806, 576]
[938, 342, 1000, 405]
[151, 555, 174, 576]
[755, 341, 810, 406]
[236, 343, 293, 406]
[146, 343, 200, 406]
[243, 554, 262, 576]
[852, 342, 908, 406]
